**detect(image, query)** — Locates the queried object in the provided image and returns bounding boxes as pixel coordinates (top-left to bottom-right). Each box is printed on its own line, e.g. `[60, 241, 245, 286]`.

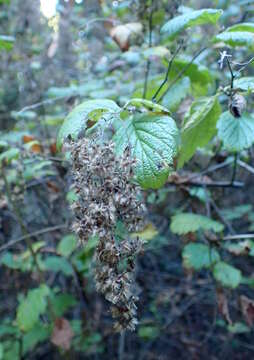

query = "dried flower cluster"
[70, 138, 145, 331]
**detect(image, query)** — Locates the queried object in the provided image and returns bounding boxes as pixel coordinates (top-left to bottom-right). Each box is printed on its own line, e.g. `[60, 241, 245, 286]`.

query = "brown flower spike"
[70, 138, 145, 331]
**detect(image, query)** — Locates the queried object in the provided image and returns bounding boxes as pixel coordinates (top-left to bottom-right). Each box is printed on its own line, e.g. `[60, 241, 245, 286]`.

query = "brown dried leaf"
[51, 318, 74, 351]
[109, 22, 143, 51]
[216, 289, 232, 325]
[240, 295, 254, 327]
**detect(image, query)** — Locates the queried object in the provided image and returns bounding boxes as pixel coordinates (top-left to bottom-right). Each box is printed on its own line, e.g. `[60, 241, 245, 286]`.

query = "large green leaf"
[161, 8, 223, 39]
[114, 113, 180, 189]
[213, 262, 242, 288]
[217, 111, 254, 152]
[234, 77, 254, 92]
[178, 96, 221, 168]
[170, 213, 224, 234]
[17, 285, 50, 332]
[57, 99, 120, 150]
[182, 243, 220, 270]
[214, 31, 254, 47]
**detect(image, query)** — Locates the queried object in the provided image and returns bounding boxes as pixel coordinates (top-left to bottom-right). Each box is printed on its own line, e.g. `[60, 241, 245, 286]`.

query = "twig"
[152, 43, 182, 102]
[143, 1, 154, 99]
[0, 224, 67, 252]
[17, 96, 68, 114]
[118, 331, 126, 360]
[186, 158, 234, 182]
[226, 56, 235, 90]
[158, 47, 207, 103]
[210, 198, 235, 234]
[223, 234, 254, 241]
[238, 159, 254, 175]
[168, 180, 244, 188]
[231, 153, 238, 184]
[232, 56, 254, 72]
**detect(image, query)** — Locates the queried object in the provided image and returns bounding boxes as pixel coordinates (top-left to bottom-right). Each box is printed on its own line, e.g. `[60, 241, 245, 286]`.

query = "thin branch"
[232, 56, 254, 72]
[231, 153, 238, 184]
[0, 224, 67, 252]
[223, 234, 254, 241]
[186, 158, 234, 182]
[17, 96, 68, 114]
[226, 56, 235, 90]
[167, 180, 244, 189]
[210, 198, 235, 234]
[152, 43, 182, 102]
[158, 47, 207, 103]
[118, 331, 126, 360]
[237, 160, 254, 175]
[143, 1, 154, 99]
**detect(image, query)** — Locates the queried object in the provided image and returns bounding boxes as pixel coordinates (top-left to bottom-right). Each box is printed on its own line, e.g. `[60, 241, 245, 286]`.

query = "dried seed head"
[229, 93, 246, 118]
[69, 138, 146, 331]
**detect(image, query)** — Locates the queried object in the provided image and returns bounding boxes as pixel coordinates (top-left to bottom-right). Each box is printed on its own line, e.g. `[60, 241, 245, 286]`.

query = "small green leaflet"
[17, 285, 50, 332]
[214, 31, 254, 47]
[213, 261, 242, 288]
[170, 213, 224, 234]
[124, 98, 171, 114]
[114, 113, 180, 189]
[182, 243, 220, 270]
[57, 234, 77, 257]
[161, 8, 223, 39]
[178, 96, 221, 168]
[57, 99, 120, 150]
[226, 22, 254, 33]
[217, 111, 254, 152]
[0, 35, 15, 51]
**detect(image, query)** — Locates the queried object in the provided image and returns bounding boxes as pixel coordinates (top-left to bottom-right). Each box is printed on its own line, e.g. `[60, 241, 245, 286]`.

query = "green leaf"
[114, 113, 180, 189]
[228, 322, 250, 334]
[0, 252, 24, 270]
[182, 243, 220, 270]
[23, 324, 50, 355]
[0, 35, 15, 51]
[234, 77, 254, 92]
[221, 204, 252, 221]
[226, 22, 254, 33]
[138, 325, 159, 340]
[213, 262, 242, 288]
[217, 111, 254, 152]
[57, 234, 77, 257]
[178, 96, 221, 168]
[57, 99, 120, 150]
[214, 31, 254, 47]
[125, 98, 171, 114]
[161, 8, 223, 39]
[170, 213, 224, 234]
[17, 285, 50, 331]
[0, 148, 20, 164]
[162, 77, 191, 111]
[50, 293, 77, 317]
[42, 256, 73, 276]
